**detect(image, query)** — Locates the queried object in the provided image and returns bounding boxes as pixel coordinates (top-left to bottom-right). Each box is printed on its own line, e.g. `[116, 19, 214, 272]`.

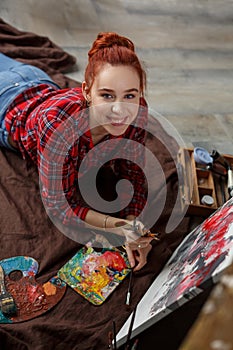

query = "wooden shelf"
[177, 148, 233, 217]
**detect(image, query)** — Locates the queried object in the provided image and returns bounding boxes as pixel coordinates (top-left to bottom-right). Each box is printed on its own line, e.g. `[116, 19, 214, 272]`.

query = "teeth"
[110, 118, 125, 124]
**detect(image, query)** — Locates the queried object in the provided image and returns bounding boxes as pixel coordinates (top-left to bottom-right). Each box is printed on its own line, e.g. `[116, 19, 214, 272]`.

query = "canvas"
[116, 198, 233, 347]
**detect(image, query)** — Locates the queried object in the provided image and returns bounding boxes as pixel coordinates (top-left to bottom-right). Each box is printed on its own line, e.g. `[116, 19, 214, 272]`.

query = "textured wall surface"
[0, 0, 233, 153]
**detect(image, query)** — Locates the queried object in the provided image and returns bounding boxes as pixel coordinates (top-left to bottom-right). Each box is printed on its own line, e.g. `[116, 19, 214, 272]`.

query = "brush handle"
[228, 169, 233, 198]
[0, 265, 7, 295]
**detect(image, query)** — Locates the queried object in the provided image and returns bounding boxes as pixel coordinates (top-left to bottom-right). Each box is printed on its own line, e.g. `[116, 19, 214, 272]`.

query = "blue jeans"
[0, 53, 59, 150]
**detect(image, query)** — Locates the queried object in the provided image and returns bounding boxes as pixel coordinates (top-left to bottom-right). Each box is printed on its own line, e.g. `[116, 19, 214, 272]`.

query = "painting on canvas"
[116, 198, 233, 346]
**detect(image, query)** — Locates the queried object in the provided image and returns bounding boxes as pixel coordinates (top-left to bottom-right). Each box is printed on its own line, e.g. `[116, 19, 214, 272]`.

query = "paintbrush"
[108, 331, 113, 349]
[133, 218, 160, 241]
[112, 320, 117, 350]
[131, 338, 139, 350]
[124, 305, 137, 350]
[0, 264, 17, 317]
[125, 268, 133, 306]
[108, 320, 117, 350]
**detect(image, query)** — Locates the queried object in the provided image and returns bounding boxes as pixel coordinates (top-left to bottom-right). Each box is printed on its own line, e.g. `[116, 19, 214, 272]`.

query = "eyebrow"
[98, 88, 139, 93]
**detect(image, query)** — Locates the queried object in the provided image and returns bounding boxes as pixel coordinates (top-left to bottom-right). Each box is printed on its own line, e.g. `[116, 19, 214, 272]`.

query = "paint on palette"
[58, 247, 131, 305]
[0, 256, 66, 323]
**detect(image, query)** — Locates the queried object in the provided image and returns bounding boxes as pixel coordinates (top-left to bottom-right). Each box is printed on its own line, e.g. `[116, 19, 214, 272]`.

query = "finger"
[125, 245, 136, 268]
[133, 256, 146, 271]
[136, 237, 154, 246]
[125, 231, 141, 242]
[135, 244, 152, 261]
[133, 244, 152, 271]
[127, 242, 148, 250]
[127, 237, 153, 250]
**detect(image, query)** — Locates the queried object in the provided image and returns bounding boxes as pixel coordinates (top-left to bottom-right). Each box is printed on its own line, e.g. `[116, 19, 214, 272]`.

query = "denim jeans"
[0, 53, 59, 150]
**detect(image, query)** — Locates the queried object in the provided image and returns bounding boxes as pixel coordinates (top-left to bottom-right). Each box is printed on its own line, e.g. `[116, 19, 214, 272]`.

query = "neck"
[89, 114, 109, 144]
[91, 128, 109, 145]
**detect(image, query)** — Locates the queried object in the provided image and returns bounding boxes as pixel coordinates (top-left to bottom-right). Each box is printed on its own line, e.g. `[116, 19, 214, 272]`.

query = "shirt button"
[14, 83, 19, 86]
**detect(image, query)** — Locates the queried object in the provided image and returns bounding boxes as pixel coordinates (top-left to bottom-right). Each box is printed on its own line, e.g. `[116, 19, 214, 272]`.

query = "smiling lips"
[108, 116, 128, 126]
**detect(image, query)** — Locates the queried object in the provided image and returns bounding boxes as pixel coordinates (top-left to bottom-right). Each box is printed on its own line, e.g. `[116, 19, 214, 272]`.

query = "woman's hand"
[114, 219, 153, 271]
[84, 211, 154, 271]
[114, 219, 146, 241]
[125, 235, 153, 271]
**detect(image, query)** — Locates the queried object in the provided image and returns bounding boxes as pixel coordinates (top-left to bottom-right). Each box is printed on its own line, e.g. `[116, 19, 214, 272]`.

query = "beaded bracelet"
[103, 215, 110, 231]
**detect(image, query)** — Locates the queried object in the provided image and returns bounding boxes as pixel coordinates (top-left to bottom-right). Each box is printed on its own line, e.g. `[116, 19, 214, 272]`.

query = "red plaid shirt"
[5, 85, 148, 226]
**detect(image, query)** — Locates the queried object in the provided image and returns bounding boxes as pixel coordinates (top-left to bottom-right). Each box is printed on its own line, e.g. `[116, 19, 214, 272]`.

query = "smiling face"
[82, 64, 141, 137]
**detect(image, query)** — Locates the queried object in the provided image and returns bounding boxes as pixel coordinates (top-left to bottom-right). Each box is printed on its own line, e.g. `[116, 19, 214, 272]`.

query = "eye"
[101, 93, 114, 100]
[124, 94, 135, 99]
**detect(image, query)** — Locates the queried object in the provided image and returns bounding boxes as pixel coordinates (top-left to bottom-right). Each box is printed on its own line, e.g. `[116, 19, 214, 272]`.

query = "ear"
[82, 81, 90, 101]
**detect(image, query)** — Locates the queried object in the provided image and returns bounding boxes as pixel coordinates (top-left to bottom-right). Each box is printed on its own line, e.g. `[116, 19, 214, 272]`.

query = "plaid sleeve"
[37, 99, 90, 228]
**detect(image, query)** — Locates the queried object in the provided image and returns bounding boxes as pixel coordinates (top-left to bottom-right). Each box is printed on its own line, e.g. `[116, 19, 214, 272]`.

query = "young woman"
[0, 32, 153, 271]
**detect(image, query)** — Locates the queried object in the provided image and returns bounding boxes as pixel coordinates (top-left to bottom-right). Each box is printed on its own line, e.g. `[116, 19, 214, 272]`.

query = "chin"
[107, 125, 129, 136]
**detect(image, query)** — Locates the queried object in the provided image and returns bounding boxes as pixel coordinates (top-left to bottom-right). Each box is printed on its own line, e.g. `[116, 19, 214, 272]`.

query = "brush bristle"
[1, 296, 17, 316]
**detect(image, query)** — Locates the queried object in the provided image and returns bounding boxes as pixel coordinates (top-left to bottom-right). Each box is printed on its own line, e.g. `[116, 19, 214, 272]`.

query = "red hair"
[84, 32, 146, 96]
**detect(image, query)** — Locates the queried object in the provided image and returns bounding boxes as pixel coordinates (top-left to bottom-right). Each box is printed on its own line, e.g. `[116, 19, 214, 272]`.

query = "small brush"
[125, 268, 133, 306]
[0, 264, 17, 317]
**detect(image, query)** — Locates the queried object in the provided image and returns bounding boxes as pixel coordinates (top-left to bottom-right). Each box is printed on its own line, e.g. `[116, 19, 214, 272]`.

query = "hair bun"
[88, 32, 135, 59]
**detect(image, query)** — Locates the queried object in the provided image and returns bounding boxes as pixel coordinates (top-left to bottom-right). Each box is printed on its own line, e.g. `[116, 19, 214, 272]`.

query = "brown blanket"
[0, 17, 80, 89]
[0, 18, 190, 350]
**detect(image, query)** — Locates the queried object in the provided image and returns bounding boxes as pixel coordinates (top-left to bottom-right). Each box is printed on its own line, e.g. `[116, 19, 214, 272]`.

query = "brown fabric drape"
[0, 18, 190, 350]
[0, 17, 80, 88]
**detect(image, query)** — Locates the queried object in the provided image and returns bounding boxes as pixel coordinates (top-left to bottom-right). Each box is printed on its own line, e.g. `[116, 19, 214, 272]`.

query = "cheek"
[91, 104, 111, 122]
[127, 103, 140, 119]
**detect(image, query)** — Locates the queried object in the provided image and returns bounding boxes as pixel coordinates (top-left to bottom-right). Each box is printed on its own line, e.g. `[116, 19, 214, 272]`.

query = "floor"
[0, 2, 232, 349]
[1, 0, 233, 156]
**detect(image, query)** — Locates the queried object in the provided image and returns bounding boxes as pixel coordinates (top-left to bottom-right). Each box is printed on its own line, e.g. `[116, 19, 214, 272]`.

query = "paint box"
[58, 247, 131, 305]
[116, 198, 233, 347]
[177, 147, 233, 216]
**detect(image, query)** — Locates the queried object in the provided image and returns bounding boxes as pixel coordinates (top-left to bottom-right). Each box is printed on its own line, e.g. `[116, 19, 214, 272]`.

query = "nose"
[111, 102, 123, 115]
